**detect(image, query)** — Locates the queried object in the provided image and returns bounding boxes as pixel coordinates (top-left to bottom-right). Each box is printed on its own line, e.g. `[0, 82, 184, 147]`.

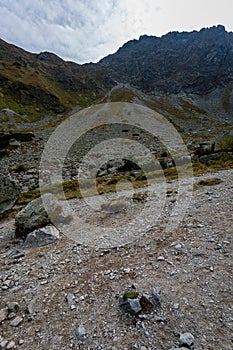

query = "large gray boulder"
[15, 193, 71, 237]
[0, 172, 20, 214]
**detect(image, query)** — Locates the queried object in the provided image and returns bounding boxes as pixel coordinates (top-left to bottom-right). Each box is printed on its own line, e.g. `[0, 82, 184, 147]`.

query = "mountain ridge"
[0, 25, 233, 134]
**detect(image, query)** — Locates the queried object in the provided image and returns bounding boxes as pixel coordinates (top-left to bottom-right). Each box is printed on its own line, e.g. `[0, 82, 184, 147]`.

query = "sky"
[0, 0, 232, 64]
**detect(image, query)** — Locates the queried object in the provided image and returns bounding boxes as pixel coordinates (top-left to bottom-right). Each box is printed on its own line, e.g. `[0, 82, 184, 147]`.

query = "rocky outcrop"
[0, 171, 20, 214]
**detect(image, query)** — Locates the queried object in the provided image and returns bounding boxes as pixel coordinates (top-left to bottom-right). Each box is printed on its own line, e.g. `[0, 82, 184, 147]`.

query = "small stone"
[175, 243, 182, 249]
[179, 332, 195, 348]
[1, 340, 8, 348]
[7, 302, 19, 313]
[7, 312, 16, 320]
[123, 268, 131, 274]
[157, 256, 165, 261]
[173, 303, 180, 310]
[18, 339, 24, 345]
[140, 346, 147, 350]
[151, 287, 162, 307]
[10, 316, 23, 327]
[66, 293, 75, 306]
[6, 341, 15, 349]
[75, 325, 87, 340]
[0, 308, 8, 323]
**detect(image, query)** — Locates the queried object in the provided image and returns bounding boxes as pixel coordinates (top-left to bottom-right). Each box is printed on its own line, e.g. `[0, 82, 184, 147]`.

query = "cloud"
[0, 0, 232, 63]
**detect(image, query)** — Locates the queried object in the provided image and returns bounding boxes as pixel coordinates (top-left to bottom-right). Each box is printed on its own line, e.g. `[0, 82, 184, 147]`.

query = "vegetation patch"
[196, 177, 223, 188]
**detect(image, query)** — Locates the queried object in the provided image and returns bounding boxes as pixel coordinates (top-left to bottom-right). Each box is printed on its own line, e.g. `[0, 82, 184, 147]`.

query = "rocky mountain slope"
[100, 25, 233, 95]
[0, 38, 116, 121]
[0, 25, 233, 131]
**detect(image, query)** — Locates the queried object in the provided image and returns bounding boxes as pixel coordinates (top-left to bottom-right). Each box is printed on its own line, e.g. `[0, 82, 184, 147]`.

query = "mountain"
[100, 25, 233, 95]
[0, 38, 116, 122]
[0, 25, 233, 138]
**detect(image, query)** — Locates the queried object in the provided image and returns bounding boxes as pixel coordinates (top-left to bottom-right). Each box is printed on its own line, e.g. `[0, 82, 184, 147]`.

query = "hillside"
[0, 38, 116, 122]
[0, 25, 233, 145]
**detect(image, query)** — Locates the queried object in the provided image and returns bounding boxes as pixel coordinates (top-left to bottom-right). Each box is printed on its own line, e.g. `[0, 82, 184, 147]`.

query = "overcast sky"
[0, 0, 232, 64]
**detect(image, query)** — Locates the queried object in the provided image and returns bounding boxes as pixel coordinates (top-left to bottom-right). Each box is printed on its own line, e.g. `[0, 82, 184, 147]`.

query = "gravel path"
[0, 169, 232, 350]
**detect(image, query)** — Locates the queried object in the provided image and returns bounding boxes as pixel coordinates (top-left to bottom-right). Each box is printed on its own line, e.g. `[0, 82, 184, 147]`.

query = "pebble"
[172, 303, 180, 310]
[66, 293, 75, 306]
[75, 325, 87, 340]
[18, 339, 24, 345]
[157, 256, 165, 261]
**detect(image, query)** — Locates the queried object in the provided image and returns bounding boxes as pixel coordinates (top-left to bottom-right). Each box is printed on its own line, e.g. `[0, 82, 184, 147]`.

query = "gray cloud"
[0, 0, 232, 63]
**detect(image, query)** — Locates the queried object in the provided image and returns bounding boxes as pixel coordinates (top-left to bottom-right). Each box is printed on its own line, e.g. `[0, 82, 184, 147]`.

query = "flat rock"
[10, 316, 23, 327]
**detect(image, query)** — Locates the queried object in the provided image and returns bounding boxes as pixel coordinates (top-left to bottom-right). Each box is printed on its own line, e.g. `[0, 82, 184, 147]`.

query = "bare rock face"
[0, 171, 20, 214]
[100, 25, 233, 96]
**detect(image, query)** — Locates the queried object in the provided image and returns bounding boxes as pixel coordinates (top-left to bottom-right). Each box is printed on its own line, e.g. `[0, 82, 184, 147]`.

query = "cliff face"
[100, 25, 233, 95]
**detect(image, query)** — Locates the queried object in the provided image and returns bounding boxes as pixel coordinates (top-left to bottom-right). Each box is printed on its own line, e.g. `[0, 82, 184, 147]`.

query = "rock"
[18, 340, 24, 345]
[157, 256, 165, 261]
[66, 293, 75, 306]
[0, 172, 20, 214]
[1, 340, 8, 348]
[199, 153, 221, 164]
[120, 298, 142, 315]
[15, 193, 70, 237]
[10, 316, 23, 327]
[7, 312, 16, 320]
[9, 138, 20, 147]
[179, 332, 195, 348]
[0, 308, 8, 323]
[139, 295, 154, 313]
[6, 341, 15, 349]
[101, 197, 127, 213]
[75, 325, 87, 340]
[151, 287, 162, 307]
[7, 302, 19, 313]
[24, 225, 60, 247]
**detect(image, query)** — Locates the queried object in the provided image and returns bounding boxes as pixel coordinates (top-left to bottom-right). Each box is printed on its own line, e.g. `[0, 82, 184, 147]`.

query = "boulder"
[15, 193, 70, 237]
[24, 225, 60, 247]
[0, 172, 20, 214]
